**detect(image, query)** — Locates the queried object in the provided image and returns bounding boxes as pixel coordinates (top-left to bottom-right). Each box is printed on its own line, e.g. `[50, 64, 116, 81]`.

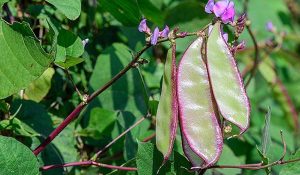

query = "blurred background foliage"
[1, 0, 300, 174]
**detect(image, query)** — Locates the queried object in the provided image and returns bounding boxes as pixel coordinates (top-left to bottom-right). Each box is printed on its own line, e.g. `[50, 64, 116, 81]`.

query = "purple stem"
[40, 160, 137, 171]
[33, 103, 85, 155]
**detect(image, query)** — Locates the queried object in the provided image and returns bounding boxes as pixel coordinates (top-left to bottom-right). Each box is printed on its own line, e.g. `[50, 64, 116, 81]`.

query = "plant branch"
[244, 24, 260, 87]
[242, 0, 260, 88]
[40, 160, 137, 171]
[208, 158, 300, 170]
[65, 69, 83, 99]
[142, 132, 156, 142]
[206, 131, 300, 171]
[32, 28, 204, 156]
[92, 116, 147, 160]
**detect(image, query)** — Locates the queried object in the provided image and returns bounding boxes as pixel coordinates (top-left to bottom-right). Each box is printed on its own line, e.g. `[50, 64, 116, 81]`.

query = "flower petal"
[213, 0, 229, 17]
[205, 0, 215, 14]
[221, 1, 235, 23]
[159, 25, 170, 38]
[138, 19, 150, 33]
[151, 27, 160, 45]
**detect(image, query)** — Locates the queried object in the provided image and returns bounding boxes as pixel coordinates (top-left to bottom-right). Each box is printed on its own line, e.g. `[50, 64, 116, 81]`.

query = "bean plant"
[0, 0, 300, 175]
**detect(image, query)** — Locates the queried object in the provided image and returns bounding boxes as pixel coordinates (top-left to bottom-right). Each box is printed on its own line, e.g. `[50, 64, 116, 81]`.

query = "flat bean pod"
[206, 22, 250, 133]
[177, 37, 223, 167]
[156, 43, 178, 162]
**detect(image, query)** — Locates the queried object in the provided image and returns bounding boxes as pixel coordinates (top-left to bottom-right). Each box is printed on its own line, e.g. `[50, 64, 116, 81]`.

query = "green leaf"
[12, 100, 54, 136]
[24, 68, 55, 102]
[256, 145, 271, 175]
[79, 108, 117, 139]
[46, 0, 81, 20]
[174, 152, 194, 175]
[280, 149, 300, 175]
[99, 0, 141, 26]
[177, 37, 222, 167]
[0, 20, 52, 99]
[148, 99, 159, 116]
[259, 57, 297, 130]
[0, 136, 39, 175]
[136, 142, 171, 175]
[52, 118, 78, 163]
[88, 43, 147, 118]
[206, 22, 250, 133]
[136, 0, 164, 26]
[0, 0, 9, 8]
[55, 29, 84, 62]
[156, 44, 178, 161]
[0, 100, 9, 113]
[55, 56, 84, 69]
[0, 117, 40, 137]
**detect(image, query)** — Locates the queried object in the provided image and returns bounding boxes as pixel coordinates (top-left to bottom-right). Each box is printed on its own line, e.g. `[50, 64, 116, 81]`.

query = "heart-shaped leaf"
[0, 20, 52, 99]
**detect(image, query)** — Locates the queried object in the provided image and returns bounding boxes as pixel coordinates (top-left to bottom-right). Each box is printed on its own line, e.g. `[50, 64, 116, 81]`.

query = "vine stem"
[244, 23, 260, 87]
[242, 0, 260, 88]
[65, 69, 83, 99]
[208, 158, 300, 170]
[92, 116, 146, 160]
[32, 30, 202, 156]
[40, 160, 137, 171]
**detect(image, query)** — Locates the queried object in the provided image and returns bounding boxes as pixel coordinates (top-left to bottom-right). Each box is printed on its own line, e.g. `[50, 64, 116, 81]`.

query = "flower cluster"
[205, 0, 235, 24]
[138, 19, 169, 45]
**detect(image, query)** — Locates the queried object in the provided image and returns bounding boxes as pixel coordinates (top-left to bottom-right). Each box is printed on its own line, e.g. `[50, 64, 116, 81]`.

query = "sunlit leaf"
[46, 0, 81, 20]
[24, 68, 55, 102]
[0, 20, 52, 99]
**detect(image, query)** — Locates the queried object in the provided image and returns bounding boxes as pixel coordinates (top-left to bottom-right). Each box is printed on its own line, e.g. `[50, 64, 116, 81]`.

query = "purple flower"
[159, 25, 169, 38]
[205, 0, 215, 13]
[151, 27, 160, 45]
[266, 21, 275, 32]
[205, 0, 235, 24]
[138, 19, 150, 34]
[213, 0, 229, 17]
[138, 19, 170, 45]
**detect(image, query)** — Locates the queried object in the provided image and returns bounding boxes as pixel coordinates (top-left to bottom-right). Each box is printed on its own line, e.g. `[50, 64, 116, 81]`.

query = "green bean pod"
[156, 43, 178, 162]
[206, 22, 250, 133]
[177, 37, 223, 167]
